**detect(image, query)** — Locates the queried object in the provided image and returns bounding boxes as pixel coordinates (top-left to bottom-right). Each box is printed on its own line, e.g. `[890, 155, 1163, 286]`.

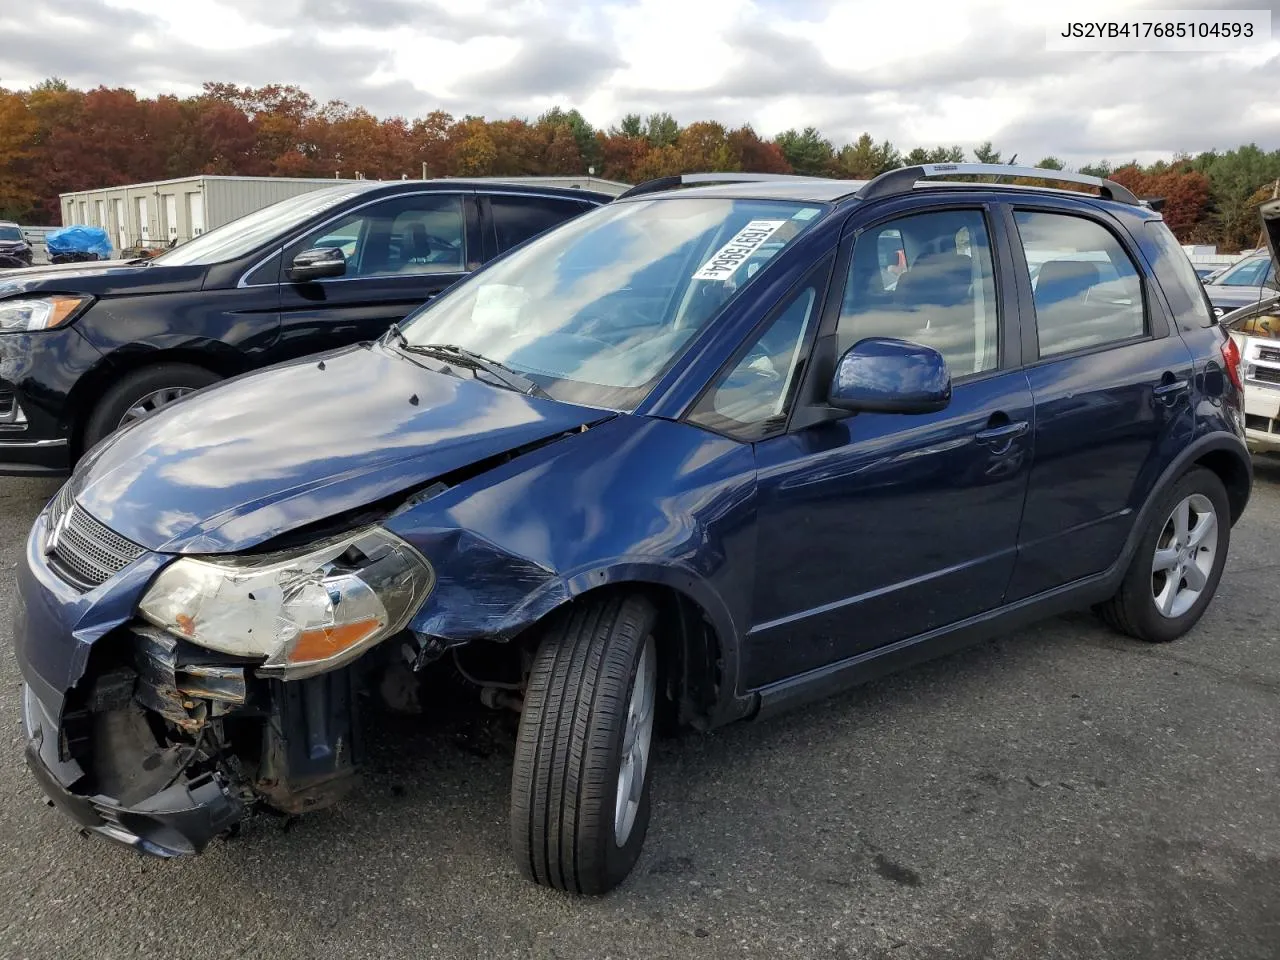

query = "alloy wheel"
[614, 634, 656, 847]
[118, 386, 196, 427]
[1151, 492, 1218, 619]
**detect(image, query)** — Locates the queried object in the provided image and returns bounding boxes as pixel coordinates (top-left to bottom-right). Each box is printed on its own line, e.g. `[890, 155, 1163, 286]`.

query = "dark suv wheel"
[83, 364, 221, 451]
[1095, 467, 1231, 642]
[510, 593, 658, 894]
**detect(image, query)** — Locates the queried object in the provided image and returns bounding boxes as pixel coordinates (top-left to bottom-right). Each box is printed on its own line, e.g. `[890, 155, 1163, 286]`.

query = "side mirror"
[828, 337, 952, 414]
[287, 247, 346, 283]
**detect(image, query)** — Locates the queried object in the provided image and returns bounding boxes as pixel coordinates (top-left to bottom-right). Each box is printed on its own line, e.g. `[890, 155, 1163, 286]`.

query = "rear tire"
[510, 593, 658, 895]
[83, 363, 221, 452]
[1094, 467, 1230, 643]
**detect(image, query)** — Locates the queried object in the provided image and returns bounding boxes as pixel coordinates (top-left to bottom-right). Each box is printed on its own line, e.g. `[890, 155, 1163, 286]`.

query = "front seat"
[402, 222, 432, 268]
[892, 251, 975, 367]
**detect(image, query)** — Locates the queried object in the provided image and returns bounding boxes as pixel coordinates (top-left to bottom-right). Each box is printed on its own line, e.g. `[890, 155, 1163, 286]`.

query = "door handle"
[975, 420, 1029, 446]
[1153, 377, 1189, 402]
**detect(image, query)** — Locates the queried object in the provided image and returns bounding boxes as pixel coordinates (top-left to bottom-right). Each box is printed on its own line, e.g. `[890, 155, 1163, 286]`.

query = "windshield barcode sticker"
[692, 220, 787, 281]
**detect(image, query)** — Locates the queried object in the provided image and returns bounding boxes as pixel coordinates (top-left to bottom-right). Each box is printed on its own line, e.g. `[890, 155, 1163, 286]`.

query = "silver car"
[1203, 252, 1276, 317]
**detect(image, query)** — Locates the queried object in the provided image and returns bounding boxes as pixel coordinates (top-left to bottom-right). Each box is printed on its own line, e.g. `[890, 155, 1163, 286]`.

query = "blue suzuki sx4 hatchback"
[15, 166, 1253, 894]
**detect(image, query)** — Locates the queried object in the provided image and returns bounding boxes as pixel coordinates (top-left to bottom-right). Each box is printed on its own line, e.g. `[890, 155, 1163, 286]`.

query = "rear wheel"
[83, 364, 221, 451]
[510, 593, 658, 895]
[1094, 467, 1231, 643]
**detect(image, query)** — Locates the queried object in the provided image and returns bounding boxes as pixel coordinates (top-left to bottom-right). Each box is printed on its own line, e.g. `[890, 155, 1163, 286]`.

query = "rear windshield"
[1145, 220, 1215, 328]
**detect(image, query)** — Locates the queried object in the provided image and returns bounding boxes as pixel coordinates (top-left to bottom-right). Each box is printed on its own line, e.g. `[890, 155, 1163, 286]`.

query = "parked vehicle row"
[14, 165, 1253, 895]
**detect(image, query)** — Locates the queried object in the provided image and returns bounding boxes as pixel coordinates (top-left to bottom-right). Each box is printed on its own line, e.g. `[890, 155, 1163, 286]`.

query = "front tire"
[510, 594, 658, 895]
[1095, 467, 1231, 642]
[83, 363, 221, 451]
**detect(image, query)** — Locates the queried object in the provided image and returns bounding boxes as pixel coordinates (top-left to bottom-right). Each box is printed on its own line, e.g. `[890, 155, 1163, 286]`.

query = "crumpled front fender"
[404, 526, 571, 662]
[403, 525, 743, 670]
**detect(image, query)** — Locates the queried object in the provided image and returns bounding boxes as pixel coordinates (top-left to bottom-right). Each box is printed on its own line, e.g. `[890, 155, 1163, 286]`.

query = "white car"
[1223, 296, 1280, 454]
[1220, 201, 1280, 455]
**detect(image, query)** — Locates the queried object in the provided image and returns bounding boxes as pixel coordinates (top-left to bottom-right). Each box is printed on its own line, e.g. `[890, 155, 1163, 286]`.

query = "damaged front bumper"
[23, 683, 245, 856]
[21, 636, 366, 857]
[17, 510, 367, 857]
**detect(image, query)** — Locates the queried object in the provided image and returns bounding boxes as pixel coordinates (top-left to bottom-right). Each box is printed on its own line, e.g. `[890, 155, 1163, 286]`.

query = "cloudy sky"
[2, 0, 1278, 166]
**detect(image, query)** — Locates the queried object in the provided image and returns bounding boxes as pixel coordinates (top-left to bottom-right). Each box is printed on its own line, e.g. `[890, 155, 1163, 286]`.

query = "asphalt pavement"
[1, 464, 1278, 960]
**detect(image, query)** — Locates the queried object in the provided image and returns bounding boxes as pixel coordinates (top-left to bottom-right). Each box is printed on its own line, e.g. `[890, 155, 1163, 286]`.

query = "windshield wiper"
[400, 342, 551, 399]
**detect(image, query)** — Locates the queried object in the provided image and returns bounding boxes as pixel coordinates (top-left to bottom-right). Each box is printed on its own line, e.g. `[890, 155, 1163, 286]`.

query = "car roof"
[350, 178, 613, 203]
[624, 179, 867, 204]
[620, 178, 1143, 210]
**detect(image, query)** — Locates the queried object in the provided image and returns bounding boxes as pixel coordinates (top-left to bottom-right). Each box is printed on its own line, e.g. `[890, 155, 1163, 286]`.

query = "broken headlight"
[138, 527, 433, 680]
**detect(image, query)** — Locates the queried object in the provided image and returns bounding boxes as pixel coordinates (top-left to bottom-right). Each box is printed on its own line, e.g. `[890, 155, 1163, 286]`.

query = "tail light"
[1222, 334, 1243, 391]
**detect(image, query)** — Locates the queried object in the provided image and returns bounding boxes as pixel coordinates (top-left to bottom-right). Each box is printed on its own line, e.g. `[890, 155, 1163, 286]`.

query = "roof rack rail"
[853, 163, 1141, 206]
[616, 172, 830, 200]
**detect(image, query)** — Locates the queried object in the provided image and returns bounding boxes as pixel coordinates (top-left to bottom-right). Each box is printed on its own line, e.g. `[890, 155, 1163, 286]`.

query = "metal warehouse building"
[58, 174, 631, 255]
[59, 176, 353, 252]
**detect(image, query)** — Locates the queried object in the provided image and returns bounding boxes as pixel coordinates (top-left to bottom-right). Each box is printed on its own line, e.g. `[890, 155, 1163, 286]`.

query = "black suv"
[0, 221, 34, 268]
[0, 180, 609, 474]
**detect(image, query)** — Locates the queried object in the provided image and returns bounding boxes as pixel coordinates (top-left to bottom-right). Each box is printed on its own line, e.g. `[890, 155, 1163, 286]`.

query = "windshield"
[398, 197, 827, 409]
[0, 226, 22, 242]
[153, 185, 371, 267]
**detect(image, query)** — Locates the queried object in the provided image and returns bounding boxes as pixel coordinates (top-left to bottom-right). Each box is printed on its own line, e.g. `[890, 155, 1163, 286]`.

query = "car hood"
[0, 260, 205, 296]
[1261, 199, 1280, 271]
[70, 342, 612, 553]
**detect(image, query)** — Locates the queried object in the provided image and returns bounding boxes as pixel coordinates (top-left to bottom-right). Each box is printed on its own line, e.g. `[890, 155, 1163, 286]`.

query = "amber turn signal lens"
[288, 617, 383, 665]
[46, 296, 90, 328]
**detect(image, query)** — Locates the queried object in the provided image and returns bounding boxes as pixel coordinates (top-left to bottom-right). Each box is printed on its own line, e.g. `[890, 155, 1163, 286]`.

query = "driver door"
[741, 203, 1035, 689]
[272, 191, 481, 359]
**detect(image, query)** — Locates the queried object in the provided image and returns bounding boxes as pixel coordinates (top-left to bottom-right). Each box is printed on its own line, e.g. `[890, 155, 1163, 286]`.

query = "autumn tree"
[599, 131, 650, 181]
[450, 117, 498, 176]
[537, 107, 599, 172]
[0, 76, 1273, 252]
[0, 89, 39, 219]
[727, 126, 791, 174]
[412, 111, 455, 178]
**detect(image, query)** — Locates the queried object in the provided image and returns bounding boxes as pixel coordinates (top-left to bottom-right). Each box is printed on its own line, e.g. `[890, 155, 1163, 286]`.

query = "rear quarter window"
[1145, 220, 1215, 328]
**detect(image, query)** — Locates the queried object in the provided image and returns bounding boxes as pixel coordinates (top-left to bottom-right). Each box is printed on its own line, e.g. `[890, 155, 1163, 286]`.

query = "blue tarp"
[46, 225, 113, 259]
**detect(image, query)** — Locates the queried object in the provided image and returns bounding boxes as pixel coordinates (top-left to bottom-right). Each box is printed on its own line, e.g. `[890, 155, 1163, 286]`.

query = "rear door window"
[489, 196, 594, 253]
[1012, 211, 1146, 357]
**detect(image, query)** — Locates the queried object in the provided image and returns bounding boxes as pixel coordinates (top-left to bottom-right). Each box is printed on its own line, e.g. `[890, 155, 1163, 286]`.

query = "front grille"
[1249, 365, 1280, 386]
[1258, 346, 1280, 363]
[45, 486, 146, 589]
